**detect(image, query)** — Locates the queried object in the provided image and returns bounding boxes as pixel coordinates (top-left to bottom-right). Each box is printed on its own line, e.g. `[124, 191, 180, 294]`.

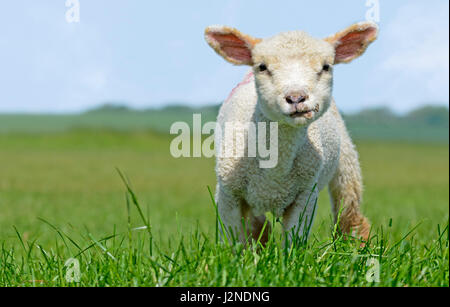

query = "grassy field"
[0, 130, 448, 286]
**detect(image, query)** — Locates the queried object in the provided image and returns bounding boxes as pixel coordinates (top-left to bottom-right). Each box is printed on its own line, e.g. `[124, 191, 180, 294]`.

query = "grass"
[0, 130, 448, 286]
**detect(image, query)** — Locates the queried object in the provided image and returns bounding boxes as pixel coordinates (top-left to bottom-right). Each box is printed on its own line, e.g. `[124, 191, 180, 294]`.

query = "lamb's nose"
[285, 92, 309, 104]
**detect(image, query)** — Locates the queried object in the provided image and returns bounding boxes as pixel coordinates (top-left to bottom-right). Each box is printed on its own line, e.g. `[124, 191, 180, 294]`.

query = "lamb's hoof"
[339, 217, 371, 247]
[351, 218, 371, 247]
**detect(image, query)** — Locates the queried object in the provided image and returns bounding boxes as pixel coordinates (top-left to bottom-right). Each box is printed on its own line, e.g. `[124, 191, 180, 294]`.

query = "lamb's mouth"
[289, 105, 319, 119]
[290, 110, 314, 118]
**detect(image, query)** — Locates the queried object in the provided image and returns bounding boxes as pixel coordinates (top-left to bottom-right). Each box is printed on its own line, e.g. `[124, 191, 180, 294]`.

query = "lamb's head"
[205, 22, 378, 127]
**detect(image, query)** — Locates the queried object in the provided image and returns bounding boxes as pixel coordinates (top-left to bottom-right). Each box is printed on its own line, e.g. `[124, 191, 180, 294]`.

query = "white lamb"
[205, 22, 378, 245]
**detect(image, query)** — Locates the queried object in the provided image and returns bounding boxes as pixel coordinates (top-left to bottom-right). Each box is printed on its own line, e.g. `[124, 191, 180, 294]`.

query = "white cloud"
[81, 70, 108, 92]
[377, 1, 449, 112]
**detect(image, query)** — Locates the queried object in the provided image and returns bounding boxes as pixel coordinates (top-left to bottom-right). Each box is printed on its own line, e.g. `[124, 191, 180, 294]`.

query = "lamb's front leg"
[216, 186, 270, 245]
[282, 188, 319, 244]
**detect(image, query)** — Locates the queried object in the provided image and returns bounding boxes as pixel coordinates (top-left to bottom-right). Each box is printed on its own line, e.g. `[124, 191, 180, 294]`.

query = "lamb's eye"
[322, 64, 330, 72]
[258, 63, 267, 72]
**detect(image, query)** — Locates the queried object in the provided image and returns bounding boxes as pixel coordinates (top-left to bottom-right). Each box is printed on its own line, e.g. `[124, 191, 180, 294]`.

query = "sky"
[0, 0, 448, 114]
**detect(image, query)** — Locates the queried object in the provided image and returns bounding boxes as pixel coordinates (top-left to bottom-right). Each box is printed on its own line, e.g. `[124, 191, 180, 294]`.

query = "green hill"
[0, 103, 447, 143]
[342, 105, 449, 143]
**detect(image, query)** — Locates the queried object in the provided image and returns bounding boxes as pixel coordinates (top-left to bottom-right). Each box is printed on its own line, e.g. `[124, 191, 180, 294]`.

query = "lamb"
[204, 22, 378, 245]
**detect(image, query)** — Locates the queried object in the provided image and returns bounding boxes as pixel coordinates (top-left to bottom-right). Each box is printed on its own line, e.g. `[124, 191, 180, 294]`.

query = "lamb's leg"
[328, 142, 371, 242]
[240, 201, 271, 246]
[216, 187, 270, 245]
[282, 188, 319, 244]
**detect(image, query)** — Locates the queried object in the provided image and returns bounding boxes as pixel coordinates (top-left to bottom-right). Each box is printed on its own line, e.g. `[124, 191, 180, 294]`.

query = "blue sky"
[0, 0, 448, 113]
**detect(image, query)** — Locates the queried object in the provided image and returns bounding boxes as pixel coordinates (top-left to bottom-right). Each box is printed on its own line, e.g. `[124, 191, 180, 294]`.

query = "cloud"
[377, 1, 449, 112]
[1, 1, 447, 113]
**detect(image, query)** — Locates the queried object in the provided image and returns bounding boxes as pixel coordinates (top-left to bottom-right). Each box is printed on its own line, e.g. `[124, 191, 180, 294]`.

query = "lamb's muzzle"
[285, 91, 309, 105]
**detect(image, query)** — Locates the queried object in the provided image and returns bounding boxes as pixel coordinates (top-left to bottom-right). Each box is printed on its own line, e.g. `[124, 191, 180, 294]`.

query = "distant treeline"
[341, 105, 449, 143]
[0, 103, 448, 143]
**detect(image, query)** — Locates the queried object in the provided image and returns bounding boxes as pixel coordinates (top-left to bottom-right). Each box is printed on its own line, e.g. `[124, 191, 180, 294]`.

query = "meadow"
[0, 128, 448, 287]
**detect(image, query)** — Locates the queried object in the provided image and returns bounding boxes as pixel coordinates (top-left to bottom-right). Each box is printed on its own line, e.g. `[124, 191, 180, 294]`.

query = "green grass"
[0, 131, 448, 286]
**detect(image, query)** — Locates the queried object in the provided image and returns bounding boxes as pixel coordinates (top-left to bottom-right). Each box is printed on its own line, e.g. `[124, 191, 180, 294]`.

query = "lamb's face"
[251, 32, 335, 126]
[205, 22, 378, 127]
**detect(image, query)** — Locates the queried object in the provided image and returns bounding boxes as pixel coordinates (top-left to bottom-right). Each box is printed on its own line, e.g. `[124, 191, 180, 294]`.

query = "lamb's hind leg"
[328, 143, 371, 242]
[241, 201, 271, 246]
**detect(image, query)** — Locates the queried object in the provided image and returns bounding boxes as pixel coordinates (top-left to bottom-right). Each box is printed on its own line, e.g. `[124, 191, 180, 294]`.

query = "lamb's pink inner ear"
[331, 26, 378, 63]
[205, 27, 260, 65]
[209, 33, 252, 64]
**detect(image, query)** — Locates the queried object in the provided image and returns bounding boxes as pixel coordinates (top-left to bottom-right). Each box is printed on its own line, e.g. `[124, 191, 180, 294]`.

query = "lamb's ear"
[205, 26, 261, 65]
[325, 22, 378, 64]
